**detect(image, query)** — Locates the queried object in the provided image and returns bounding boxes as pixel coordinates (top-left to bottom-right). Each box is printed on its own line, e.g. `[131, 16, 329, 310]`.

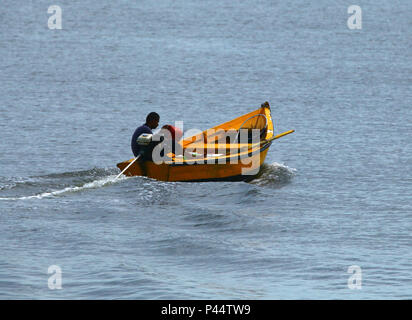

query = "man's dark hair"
[146, 112, 160, 123]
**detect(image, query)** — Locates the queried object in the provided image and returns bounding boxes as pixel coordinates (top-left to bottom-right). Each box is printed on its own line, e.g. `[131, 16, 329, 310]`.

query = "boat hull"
[116, 145, 270, 182]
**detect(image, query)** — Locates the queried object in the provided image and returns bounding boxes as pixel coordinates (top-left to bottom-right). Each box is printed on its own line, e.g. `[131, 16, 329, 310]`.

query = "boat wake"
[0, 162, 296, 201]
[0, 167, 126, 201]
[249, 162, 297, 187]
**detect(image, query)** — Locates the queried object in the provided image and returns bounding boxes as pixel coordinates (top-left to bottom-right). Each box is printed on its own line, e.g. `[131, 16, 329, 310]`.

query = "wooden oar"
[249, 129, 294, 147]
[238, 129, 295, 152]
[263, 129, 295, 144]
[114, 155, 140, 181]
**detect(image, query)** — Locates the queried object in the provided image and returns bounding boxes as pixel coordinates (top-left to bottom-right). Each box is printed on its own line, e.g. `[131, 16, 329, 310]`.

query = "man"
[131, 112, 160, 157]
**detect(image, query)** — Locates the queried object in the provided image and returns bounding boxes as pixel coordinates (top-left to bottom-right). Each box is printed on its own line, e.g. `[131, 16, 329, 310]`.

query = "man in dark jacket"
[131, 112, 160, 157]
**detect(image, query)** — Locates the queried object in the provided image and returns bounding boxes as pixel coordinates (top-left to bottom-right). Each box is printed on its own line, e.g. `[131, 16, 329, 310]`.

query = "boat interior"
[167, 104, 274, 164]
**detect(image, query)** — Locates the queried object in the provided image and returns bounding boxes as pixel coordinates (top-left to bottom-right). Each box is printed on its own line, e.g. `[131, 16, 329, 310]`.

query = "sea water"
[0, 0, 411, 299]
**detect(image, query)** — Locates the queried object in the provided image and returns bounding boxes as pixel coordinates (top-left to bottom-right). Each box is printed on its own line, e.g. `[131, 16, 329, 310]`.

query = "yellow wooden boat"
[116, 102, 294, 182]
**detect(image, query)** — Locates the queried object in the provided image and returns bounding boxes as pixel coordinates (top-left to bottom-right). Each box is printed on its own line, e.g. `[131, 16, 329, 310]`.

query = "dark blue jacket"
[131, 124, 152, 157]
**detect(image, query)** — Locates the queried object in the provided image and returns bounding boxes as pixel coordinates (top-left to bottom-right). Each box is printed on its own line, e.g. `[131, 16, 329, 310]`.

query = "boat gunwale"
[166, 140, 272, 166]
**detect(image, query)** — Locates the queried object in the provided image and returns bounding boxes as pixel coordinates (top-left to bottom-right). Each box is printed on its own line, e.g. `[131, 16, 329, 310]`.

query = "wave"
[249, 162, 296, 187]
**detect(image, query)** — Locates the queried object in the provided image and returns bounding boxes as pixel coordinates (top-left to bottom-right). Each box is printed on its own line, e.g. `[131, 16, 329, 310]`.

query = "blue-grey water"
[1, 0, 411, 299]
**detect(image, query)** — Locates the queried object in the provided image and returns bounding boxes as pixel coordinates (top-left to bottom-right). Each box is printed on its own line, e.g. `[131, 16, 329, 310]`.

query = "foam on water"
[0, 169, 127, 201]
[250, 162, 297, 187]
